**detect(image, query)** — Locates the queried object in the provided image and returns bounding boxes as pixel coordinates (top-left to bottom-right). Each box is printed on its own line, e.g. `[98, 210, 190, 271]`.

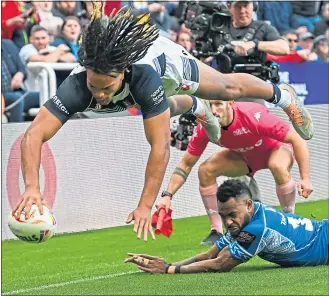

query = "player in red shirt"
[158, 100, 313, 245]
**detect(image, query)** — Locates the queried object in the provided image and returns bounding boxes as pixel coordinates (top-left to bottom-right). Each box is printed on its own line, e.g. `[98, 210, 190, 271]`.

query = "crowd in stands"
[1, 1, 329, 123]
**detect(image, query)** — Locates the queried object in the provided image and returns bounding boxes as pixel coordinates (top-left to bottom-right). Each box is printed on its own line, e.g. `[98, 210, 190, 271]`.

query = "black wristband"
[161, 190, 173, 200]
[253, 39, 260, 50]
[174, 265, 181, 274]
[165, 264, 172, 273]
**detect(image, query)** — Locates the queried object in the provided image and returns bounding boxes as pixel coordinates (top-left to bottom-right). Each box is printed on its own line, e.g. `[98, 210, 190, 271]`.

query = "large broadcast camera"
[181, 1, 280, 82]
[171, 1, 280, 151]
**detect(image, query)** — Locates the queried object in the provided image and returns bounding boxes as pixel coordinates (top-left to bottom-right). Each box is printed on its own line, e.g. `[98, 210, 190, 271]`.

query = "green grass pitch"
[2, 200, 328, 295]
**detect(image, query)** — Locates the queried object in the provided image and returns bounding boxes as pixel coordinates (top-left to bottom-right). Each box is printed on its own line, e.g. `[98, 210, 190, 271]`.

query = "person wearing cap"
[313, 35, 329, 62]
[296, 32, 315, 50]
[224, 1, 289, 60]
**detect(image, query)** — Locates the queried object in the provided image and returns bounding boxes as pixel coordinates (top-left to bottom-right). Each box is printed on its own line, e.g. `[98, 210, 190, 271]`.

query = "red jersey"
[187, 102, 290, 158]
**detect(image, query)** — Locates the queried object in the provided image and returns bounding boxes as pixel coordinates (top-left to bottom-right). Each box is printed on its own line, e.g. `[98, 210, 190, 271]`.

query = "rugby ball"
[8, 205, 57, 243]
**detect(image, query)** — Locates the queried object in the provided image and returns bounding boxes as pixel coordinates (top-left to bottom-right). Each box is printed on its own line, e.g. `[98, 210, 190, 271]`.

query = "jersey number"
[287, 217, 314, 231]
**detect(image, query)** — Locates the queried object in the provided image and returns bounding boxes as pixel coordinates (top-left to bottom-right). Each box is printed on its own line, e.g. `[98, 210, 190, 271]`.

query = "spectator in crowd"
[314, 2, 329, 36]
[1, 39, 39, 122]
[52, 16, 81, 62]
[285, 30, 299, 51]
[19, 25, 71, 63]
[121, 1, 171, 38]
[291, 1, 322, 33]
[32, 0, 63, 38]
[177, 31, 192, 52]
[168, 16, 180, 42]
[77, 1, 93, 31]
[267, 30, 317, 63]
[104, 1, 122, 16]
[1, 1, 29, 49]
[52, 1, 82, 20]
[297, 32, 315, 50]
[257, 1, 294, 34]
[164, 1, 179, 16]
[313, 35, 329, 62]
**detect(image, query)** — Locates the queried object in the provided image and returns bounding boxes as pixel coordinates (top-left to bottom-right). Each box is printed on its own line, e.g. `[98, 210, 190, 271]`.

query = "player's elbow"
[213, 257, 235, 273]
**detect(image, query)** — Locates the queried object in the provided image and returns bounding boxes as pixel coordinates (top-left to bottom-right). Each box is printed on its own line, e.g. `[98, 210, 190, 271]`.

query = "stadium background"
[2, 103, 328, 239]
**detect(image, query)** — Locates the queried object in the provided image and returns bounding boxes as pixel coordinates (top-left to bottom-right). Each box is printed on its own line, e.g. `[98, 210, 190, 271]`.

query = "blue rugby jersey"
[216, 202, 329, 266]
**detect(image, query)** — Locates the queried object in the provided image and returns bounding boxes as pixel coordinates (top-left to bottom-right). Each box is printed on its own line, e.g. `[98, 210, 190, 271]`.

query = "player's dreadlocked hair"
[217, 179, 253, 203]
[79, 2, 159, 74]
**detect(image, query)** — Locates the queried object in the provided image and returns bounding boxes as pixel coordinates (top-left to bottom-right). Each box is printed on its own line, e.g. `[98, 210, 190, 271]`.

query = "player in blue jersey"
[125, 179, 328, 273]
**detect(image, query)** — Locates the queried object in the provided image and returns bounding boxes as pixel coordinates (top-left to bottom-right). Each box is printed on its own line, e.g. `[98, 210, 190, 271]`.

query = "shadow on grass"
[123, 264, 279, 277]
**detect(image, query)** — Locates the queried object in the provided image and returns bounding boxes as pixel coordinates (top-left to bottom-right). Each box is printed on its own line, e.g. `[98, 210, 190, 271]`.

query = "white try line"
[2, 271, 140, 295]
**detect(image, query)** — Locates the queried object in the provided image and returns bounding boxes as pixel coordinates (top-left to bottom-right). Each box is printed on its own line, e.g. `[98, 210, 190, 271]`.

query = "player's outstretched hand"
[155, 195, 171, 212]
[124, 253, 168, 274]
[12, 188, 44, 219]
[298, 178, 313, 198]
[126, 205, 155, 241]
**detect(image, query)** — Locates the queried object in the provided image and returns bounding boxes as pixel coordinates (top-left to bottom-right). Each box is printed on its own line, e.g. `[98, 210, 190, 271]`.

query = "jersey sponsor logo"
[175, 82, 192, 92]
[181, 83, 190, 91]
[233, 127, 250, 136]
[254, 112, 262, 122]
[237, 231, 256, 244]
[232, 139, 263, 153]
[151, 85, 165, 105]
[52, 95, 69, 115]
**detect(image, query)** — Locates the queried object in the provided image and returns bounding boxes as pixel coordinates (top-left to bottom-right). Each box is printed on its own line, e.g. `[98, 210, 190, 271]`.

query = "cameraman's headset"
[226, 1, 259, 12]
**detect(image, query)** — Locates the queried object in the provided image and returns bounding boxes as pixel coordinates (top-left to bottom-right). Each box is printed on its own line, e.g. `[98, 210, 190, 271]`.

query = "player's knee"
[269, 161, 290, 180]
[198, 162, 218, 184]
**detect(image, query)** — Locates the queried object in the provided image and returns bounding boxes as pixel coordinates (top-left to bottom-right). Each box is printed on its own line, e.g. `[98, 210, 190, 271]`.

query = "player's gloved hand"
[126, 205, 155, 241]
[124, 253, 168, 274]
[12, 187, 45, 219]
[155, 195, 171, 212]
[297, 178, 313, 198]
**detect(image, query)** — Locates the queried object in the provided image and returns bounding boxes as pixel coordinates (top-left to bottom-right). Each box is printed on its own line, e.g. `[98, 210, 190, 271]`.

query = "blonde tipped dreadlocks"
[79, 3, 159, 74]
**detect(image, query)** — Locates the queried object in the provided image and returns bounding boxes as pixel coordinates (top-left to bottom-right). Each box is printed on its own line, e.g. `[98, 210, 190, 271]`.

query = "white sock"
[192, 96, 204, 116]
[276, 90, 293, 109]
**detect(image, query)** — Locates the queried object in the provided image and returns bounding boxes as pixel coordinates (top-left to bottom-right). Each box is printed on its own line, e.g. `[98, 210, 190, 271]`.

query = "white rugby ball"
[8, 204, 57, 243]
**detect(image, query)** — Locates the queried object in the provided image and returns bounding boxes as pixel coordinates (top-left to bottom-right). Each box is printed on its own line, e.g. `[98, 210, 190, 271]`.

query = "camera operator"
[171, 0, 291, 150]
[224, 0, 289, 68]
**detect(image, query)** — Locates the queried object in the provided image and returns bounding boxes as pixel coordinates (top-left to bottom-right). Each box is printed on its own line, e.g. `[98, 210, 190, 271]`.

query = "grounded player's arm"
[168, 247, 241, 274]
[171, 243, 220, 267]
[125, 246, 242, 274]
[166, 151, 201, 196]
[139, 109, 171, 209]
[14, 107, 63, 217]
[283, 126, 312, 197]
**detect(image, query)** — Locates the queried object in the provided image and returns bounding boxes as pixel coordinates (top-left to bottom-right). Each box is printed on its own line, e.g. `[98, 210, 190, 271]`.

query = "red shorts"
[237, 143, 294, 177]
